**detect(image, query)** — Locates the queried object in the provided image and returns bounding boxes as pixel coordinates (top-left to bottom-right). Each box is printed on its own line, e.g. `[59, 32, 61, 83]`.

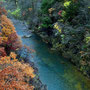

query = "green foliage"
[0, 0, 5, 2]
[41, 24, 52, 29]
[42, 16, 52, 24]
[40, 16, 52, 28]
[64, 1, 71, 8]
[61, 10, 66, 19]
[11, 8, 21, 18]
[41, 0, 55, 14]
[85, 36, 90, 43]
[62, 0, 80, 22]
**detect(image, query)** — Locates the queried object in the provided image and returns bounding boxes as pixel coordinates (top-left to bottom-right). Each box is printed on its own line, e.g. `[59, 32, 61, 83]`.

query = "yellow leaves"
[2, 36, 8, 42]
[0, 52, 18, 64]
[0, 65, 34, 90]
[64, 1, 71, 8]
[54, 23, 62, 33]
[10, 52, 17, 59]
[0, 56, 10, 64]
[13, 62, 35, 78]
[0, 52, 35, 79]
[0, 52, 35, 89]
[23, 65, 35, 78]
[0, 15, 17, 44]
[28, 8, 32, 11]
[0, 7, 35, 90]
[0, 36, 8, 43]
[0, 15, 16, 37]
[48, 8, 55, 14]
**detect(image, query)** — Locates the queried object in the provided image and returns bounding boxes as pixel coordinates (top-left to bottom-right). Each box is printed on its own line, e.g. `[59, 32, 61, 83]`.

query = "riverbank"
[0, 2, 47, 89]
[4, 0, 90, 89]
[11, 19, 47, 90]
[33, 23, 90, 78]
[5, 0, 90, 78]
[32, 0, 90, 78]
[12, 19, 90, 90]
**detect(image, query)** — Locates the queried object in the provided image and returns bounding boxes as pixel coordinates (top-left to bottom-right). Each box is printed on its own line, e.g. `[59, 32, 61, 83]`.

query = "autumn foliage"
[0, 2, 7, 15]
[0, 2, 35, 90]
[0, 52, 35, 90]
[0, 2, 22, 57]
[0, 15, 22, 52]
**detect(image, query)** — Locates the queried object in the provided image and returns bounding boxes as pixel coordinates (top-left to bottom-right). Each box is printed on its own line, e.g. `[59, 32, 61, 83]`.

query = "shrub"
[0, 52, 35, 90]
[0, 15, 22, 54]
[11, 8, 21, 18]
[54, 23, 62, 33]
[0, 2, 36, 90]
[0, 2, 7, 15]
[40, 16, 52, 28]
[61, 0, 80, 22]
[0, 47, 6, 58]
[41, 0, 55, 14]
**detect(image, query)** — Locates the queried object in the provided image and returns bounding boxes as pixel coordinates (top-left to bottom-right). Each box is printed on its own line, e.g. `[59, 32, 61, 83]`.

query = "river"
[12, 19, 90, 90]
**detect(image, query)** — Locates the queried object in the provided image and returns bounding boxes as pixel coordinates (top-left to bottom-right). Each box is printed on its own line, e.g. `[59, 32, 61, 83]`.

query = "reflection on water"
[14, 20, 90, 90]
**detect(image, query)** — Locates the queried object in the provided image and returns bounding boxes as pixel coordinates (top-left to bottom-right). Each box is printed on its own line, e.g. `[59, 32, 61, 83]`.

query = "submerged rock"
[22, 35, 32, 38]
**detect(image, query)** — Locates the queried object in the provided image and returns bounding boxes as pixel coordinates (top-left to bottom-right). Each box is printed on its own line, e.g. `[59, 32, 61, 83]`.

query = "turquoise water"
[13, 19, 90, 90]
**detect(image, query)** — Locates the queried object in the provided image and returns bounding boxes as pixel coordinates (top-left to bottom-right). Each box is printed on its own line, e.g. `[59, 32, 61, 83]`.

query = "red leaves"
[0, 66, 34, 90]
[0, 2, 7, 15]
[7, 32, 22, 50]
[0, 13, 22, 52]
[0, 7, 7, 15]
[58, 10, 62, 16]
[0, 3, 34, 90]
[0, 54, 35, 90]
[0, 47, 7, 58]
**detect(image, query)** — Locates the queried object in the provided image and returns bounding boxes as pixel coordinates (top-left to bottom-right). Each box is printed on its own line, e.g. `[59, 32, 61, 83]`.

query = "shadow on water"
[13, 19, 90, 90]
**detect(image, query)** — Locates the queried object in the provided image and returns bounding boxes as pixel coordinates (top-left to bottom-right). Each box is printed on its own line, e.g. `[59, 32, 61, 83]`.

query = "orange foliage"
[0, 52, 35, 90]
[0, 13, 22, 51]
[0, 2, 35, 90]
[0, 15, 16, 36]
[0, 47, 7, 58]
[0, 1, 22, 52]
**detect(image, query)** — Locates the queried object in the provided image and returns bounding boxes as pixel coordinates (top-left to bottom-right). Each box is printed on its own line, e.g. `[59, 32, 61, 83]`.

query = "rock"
[22, 35, 32, 38]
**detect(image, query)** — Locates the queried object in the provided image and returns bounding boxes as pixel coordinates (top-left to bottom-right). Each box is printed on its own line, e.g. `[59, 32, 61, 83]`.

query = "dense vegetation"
[9, 0, 90, 77]
[0, 1, 46, 90]
[0, 0, 90, 89]
[38, 0, 90, 77]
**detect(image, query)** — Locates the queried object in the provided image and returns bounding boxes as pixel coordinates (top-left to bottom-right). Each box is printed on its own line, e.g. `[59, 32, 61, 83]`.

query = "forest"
[0, 0, 90, 90]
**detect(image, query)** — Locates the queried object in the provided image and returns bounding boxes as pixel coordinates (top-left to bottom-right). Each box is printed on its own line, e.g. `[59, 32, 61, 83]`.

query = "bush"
[40, 16, 52, 28]
[62, 0, 80, 22]
[11, 8, 21, 18]
[0, 15, 22, 54]
[41, 0, 55, 14]
[0, 52, 35, 90]
[0, 3, 36, 90]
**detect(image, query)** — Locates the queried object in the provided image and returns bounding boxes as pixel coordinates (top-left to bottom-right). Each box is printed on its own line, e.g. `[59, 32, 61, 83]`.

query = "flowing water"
[13, 19, 90, 90]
